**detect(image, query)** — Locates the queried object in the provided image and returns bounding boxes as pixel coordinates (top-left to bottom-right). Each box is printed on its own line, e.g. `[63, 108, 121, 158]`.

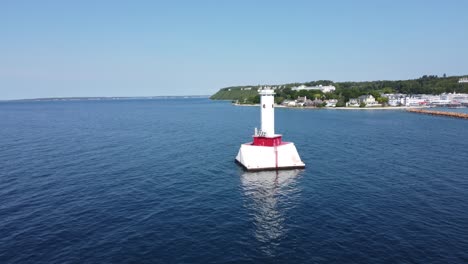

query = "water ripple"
[0, 100, 467, 263]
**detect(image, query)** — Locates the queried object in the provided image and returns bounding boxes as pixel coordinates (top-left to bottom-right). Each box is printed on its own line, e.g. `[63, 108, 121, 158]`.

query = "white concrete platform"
[235, 142, 305, 171]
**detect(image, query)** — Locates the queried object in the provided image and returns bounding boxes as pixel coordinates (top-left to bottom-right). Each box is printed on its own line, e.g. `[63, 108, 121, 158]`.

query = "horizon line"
[1, 95, 211, 102]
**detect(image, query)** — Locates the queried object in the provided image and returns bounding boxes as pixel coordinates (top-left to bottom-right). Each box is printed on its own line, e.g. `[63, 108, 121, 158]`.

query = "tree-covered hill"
[210, 75, 468, 104]
[208, 86, 259, 101]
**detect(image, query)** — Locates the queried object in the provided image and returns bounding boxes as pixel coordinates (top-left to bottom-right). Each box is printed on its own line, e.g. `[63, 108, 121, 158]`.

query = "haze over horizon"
[1, 0, 468, 100]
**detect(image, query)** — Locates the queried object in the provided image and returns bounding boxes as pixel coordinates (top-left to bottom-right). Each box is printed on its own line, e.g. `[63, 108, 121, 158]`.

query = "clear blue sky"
[1, 0, 467, 99]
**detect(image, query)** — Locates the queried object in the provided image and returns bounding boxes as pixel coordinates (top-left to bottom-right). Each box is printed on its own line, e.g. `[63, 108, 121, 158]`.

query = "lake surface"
[431, 107, 468, 114]
[1, 99, 467, 263]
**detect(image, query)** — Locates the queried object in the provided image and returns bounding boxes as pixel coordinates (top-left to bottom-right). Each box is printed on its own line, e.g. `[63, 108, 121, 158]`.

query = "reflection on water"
[241, 169, 303, 255]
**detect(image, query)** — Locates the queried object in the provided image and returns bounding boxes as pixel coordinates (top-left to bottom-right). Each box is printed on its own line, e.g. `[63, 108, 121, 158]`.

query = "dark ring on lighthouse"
[263, 104, 265, 108]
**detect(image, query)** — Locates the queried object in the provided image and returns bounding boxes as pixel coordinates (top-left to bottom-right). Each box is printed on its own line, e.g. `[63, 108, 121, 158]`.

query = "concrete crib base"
[235, 142, 305, 171]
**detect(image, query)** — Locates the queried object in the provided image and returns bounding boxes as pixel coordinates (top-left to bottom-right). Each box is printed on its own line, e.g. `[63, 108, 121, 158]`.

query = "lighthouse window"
[263, 104, 265, 108]
[272, 104, 274, 108]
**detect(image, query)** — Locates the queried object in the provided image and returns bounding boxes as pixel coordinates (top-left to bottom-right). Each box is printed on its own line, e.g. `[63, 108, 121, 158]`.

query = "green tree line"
[210, 75, 468, 104]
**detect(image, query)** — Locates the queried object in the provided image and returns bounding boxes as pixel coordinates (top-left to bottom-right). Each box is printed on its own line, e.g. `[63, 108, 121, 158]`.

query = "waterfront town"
[274, 77, 468, 108]
[281, 91, 468, 108]
[216, 76, 468, 109]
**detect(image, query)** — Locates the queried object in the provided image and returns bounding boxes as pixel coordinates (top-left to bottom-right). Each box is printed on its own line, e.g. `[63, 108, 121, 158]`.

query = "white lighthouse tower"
[235, 87, 305, 171]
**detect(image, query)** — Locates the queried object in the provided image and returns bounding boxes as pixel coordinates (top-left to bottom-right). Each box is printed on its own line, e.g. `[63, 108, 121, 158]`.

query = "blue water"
[431, 107, 468, 114]
[1, 99, 467, 263]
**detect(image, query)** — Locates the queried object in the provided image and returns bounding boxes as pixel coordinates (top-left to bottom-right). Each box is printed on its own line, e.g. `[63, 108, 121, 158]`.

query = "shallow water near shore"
[431, 107, 468, 113]
[1, 98, 467, 263]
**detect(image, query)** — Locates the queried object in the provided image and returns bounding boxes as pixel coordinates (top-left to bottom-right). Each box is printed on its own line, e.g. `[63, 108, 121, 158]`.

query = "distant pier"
[407, 109, 468, 119]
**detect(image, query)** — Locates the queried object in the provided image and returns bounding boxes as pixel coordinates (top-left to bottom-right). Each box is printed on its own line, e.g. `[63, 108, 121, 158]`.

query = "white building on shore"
[346, 98, 359, 107]
[325, 99, 338, 107]
[292, 84, 336, 93]
[358, 95, 377, 105]
[382, 94, 407, 106]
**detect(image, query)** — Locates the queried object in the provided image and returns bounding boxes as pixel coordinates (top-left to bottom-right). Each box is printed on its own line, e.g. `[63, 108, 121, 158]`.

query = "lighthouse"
[235, 87, 305, 171]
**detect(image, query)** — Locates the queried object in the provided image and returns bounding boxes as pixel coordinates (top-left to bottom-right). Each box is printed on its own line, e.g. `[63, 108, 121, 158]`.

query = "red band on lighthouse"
[252, 135, 282, 146]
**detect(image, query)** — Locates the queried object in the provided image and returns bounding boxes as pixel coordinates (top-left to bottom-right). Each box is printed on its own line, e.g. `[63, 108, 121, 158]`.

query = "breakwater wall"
[407, 109, 468, 119]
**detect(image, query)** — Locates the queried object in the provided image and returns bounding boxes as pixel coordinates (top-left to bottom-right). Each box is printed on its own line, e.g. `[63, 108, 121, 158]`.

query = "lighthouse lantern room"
[235, 87, 305, 171]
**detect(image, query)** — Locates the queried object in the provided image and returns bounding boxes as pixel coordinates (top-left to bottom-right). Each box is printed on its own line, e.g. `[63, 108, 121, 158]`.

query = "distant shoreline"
[325, 106, 429, 110]
[233, 103, 429, 110]
[232, 104, 429, 110]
